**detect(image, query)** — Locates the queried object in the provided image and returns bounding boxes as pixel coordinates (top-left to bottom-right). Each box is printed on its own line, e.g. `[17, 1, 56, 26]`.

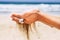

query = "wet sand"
[0, 14, 60, 40]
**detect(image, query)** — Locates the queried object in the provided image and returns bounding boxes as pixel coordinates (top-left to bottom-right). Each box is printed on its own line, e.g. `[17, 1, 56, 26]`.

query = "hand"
[11, 10, 40, 24]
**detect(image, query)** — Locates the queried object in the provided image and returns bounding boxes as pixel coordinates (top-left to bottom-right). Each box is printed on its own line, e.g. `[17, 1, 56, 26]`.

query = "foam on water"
[0, 4, 60, 16]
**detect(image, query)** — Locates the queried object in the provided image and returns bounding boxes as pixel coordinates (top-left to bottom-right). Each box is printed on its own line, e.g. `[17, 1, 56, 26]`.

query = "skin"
[11, 10, 60, 29]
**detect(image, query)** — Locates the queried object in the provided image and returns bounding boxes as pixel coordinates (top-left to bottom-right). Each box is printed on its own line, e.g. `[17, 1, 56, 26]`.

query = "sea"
[0, 2, 60, 16]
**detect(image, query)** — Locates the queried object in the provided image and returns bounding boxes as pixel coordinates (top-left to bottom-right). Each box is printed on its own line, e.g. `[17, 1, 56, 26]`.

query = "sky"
[0, 0, 60, 2]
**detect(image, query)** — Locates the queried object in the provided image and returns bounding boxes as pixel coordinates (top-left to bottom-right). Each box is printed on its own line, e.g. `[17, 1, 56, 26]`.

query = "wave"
[0, 4, 60, 16]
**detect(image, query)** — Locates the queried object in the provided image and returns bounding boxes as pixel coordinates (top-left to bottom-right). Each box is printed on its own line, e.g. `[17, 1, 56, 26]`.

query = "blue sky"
[0, 0, 60, 2]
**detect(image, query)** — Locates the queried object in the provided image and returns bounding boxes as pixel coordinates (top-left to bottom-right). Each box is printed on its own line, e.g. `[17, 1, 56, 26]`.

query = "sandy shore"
[0, 14, 60, 40]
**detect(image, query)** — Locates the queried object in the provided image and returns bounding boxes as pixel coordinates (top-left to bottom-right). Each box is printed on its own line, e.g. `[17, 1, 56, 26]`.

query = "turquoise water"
[0, 2, 60, 4]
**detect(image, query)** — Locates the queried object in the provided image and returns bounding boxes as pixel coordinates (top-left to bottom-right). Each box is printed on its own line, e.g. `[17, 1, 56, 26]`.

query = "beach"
[0, 4, 60, 40]
[0, 14, 60, 40]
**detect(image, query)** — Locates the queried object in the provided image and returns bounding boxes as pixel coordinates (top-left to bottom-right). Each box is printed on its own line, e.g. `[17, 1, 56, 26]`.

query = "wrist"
[37, 12, 45, 21]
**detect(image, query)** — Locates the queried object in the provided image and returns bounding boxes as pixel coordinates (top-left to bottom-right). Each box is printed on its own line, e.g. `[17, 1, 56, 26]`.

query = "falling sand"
[16, 22, 40, 40]
[0, 14, 60, 40]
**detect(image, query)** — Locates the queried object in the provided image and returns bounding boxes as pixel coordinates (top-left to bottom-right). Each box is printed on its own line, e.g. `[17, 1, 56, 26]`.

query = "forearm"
[38, 12, 60, 29]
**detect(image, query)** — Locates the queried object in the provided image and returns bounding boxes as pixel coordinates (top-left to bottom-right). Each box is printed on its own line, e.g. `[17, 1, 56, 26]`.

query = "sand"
[0, 14, 60, 40]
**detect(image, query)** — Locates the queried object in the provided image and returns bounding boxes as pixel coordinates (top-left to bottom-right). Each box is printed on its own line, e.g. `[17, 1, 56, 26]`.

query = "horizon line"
[0, 2, 60, 4]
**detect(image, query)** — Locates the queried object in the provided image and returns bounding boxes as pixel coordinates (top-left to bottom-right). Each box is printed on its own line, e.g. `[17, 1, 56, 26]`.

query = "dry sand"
[0, 14, 60, 40]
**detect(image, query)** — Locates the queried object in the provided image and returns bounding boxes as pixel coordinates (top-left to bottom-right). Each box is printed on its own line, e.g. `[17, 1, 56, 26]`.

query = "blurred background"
[0, 0, 60, 16]
[0, 0, 60, 40]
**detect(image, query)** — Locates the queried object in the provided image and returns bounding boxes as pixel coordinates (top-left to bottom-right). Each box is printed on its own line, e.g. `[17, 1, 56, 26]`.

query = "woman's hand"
[11, 10, 40, 24]
[11, 10, 60, 29]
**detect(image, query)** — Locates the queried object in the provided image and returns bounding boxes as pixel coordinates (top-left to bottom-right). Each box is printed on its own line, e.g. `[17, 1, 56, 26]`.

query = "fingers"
[24, 13, 39, 24]
[12, 16, 19, 23]
[11, 14, 22, 18]
[11, 10, 40, 24]
[22, 13, 32, 18]
[11, 10, 39, 18]
[22, 10, 40, 18]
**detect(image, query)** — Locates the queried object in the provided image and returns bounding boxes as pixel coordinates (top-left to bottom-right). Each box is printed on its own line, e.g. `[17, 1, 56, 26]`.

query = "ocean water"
[0, 4, 60, 16]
